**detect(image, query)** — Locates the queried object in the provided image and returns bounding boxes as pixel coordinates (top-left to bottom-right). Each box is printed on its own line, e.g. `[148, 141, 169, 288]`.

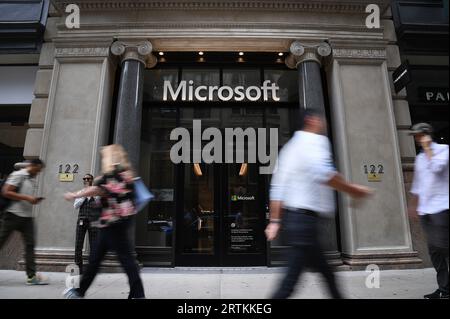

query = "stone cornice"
[52, 0, 390, 13]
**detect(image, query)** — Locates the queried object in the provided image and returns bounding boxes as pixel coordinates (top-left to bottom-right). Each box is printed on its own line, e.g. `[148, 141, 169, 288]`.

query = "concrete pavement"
[0, 267, 437, 299]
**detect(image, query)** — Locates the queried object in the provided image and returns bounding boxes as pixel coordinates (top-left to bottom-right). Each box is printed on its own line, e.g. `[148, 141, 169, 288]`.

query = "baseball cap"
[408, 123, 433, 136]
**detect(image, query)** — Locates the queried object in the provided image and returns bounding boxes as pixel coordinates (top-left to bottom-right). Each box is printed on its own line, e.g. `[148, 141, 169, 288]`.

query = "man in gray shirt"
[0, 159, 48, 285]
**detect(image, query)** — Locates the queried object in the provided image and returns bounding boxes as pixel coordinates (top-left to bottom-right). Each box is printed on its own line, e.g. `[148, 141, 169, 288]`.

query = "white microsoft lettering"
[163, 80, 280, 102]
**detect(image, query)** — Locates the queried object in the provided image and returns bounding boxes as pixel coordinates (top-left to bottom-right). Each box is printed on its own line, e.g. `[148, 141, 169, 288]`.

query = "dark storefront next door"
[175, 162, 267, 266]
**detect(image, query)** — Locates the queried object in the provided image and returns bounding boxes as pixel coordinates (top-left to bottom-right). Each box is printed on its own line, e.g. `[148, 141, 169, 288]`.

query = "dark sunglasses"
[83, 177, 93, 181]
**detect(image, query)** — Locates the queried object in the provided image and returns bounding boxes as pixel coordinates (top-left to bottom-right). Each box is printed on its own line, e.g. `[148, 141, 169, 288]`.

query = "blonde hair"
[100, 144, 134, 176]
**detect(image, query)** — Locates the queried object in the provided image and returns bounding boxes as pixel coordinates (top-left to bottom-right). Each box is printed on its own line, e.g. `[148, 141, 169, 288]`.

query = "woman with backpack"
[63, 144, 145, 299]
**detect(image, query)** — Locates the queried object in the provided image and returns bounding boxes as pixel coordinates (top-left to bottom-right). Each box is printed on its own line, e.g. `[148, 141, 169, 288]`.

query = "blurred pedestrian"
[0, 159, 48, 285]
[63, 144, 145, 299]
[266, 108, 372, 299]
[408, 123, 449, 299]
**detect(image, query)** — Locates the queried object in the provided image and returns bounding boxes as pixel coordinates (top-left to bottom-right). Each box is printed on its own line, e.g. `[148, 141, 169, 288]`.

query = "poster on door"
[230, 228, 255, 253]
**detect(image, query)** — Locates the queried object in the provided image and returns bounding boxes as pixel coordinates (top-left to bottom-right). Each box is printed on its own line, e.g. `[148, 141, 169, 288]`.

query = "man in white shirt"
[265, 108, 372, 299]
[408, 122, 449, 299]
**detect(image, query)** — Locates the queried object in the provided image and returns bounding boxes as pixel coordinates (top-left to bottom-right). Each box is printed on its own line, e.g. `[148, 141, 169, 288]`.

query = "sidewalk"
[0, 267, 437, 299]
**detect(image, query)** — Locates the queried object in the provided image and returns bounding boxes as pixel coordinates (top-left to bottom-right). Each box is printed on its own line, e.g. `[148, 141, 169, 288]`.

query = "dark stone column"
[286, 41, 332, 122]
[110, 40, 156, 169]
[110, 40, 156, 256]
[113, 59, 144, 169]
[297, 61, 326, 120]
[285, 41, 341, 264]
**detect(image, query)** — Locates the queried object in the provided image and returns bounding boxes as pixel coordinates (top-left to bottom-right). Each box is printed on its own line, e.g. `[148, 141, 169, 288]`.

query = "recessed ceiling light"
[278, 52, 284, 56]
[198, 51, 204, 56]
[158, 52, 164, 56]
[239, 52, 244, 56]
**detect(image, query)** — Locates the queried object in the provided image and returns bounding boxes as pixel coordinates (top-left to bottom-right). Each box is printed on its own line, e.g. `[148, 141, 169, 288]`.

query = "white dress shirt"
[410, 142, 449, 215]
[270, 131, 337, 217]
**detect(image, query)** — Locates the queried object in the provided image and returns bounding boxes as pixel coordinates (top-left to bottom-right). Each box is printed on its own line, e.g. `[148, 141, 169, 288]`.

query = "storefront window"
[143, 68, 178, 102]
[264, 69, 298, 102]
[182, 68, 220, 101]
[137, 107, 177, 264]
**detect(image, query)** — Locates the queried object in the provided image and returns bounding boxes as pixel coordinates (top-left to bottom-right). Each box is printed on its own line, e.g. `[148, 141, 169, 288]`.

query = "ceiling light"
[239, 52, 244, 56]
[193, 163, 203, 176]
[198, 51, 204, 56]
[278, 52, 284, 56]
[239, 163, 248, 176]
[158, 51, 164, 56]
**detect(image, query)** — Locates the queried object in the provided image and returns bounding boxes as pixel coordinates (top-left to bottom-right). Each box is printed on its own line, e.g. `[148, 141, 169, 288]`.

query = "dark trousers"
[74, 218, 98, 274]
[0, 212, 36, 278]
[420, 210, 449, 294]
[272, 209, 342, 299]
[77, 219, 145, 299]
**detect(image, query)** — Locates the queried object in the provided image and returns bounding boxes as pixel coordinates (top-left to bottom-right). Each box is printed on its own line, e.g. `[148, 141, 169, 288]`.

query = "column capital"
[285, 41, 332, 69]
[110, 40, 157, 68]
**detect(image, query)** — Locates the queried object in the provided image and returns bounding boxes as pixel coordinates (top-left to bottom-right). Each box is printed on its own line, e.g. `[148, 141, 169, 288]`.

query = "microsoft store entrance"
[176, 161, 267, 266]
[138, 64, 301, 267]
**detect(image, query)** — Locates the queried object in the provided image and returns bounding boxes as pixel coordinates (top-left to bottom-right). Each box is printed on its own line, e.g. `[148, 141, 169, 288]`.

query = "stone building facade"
[1, 0, 436, 270]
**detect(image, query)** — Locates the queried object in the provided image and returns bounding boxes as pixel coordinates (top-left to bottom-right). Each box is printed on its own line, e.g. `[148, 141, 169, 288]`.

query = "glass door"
[175, 163, 220, 266]
[222, 162, 267, 266]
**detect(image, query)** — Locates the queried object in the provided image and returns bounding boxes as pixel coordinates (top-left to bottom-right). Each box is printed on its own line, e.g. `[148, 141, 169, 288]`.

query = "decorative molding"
[285, 40, 332, 68]
[55, 46, 110, 57]
[53, 0, 389, 13]
[110, 40, 157, 68]
[332, 48, 387, 59]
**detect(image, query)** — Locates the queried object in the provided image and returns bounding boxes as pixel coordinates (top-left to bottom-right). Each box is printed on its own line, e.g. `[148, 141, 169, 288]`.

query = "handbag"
[134, 177, 154, 212]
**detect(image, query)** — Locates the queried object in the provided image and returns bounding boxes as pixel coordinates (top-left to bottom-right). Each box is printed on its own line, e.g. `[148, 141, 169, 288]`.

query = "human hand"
[265, 222, 281, 241]
[27, 196, 42, 205]
[349, 184, 374, 199]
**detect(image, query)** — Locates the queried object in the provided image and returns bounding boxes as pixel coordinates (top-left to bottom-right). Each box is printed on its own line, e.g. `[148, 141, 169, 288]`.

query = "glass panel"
[181, 163, 215, 254]
[137, 107, 177, 250]
[227, 163, 264, 254]
[143, 68, 178, 102]
[264, 69, 298, 102]
[222, 68, 260, 102]
[265, 107, 299, 249]
[182, 68, 220, 101]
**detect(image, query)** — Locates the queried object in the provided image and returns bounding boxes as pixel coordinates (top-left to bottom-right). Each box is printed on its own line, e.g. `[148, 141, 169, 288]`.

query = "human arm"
[1, 173, 41, 204]
[64, 186, 103, 201]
